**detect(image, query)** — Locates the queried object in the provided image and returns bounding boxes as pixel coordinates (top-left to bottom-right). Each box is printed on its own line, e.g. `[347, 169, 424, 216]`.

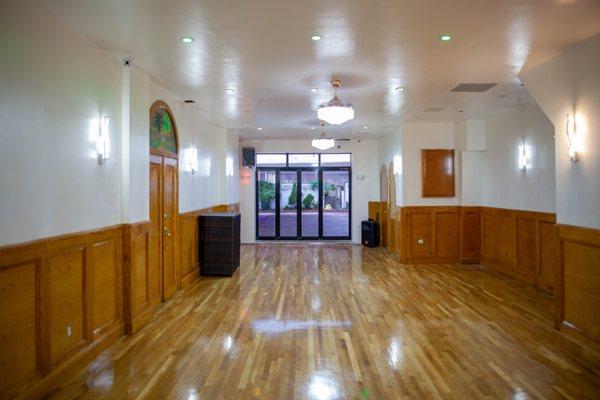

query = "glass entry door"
[256, 164, 351, 241]
[300, 170, 319, 239]
[257, 169, 276, 239]
[278, 170, 298, 239]
[321, 168, 351, 239]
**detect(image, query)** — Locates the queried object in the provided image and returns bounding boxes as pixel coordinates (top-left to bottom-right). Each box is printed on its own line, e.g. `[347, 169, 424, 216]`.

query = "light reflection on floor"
[251, 318, 351, 334]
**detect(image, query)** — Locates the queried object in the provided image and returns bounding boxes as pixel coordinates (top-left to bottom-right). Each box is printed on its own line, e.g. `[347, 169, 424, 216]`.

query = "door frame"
[149, 100, 180, 302]
[255, 166, 351, 241]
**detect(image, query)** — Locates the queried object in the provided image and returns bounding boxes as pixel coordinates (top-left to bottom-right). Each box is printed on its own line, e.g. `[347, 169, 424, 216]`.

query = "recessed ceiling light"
[257, 127, 262, 131]
[225, 88, 234, 93]
[310, 127, 315, 130]
[309, 88, 319, 93]
[439, 34, 452, 42]
[181, 37, 194, 43]
[395, 86, 405, 92]
[311, 34, 323, 41]
[363, 126, 368, 130]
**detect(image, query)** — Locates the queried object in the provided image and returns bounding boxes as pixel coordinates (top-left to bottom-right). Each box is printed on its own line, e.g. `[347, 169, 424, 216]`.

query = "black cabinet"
[199, 212, 241, 276]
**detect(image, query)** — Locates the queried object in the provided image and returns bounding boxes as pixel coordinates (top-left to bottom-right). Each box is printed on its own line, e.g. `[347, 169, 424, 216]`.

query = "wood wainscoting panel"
[538, 220, 557, 290]
[179, 212, 199, 287]
[460, 207, 481, 263]
[122, 221, 153, 335]
[92, 239, 122, 338]
[480, 207, 556, 293]
[516, 216, 536, 281]
[0, 225, 125, 400]
[48, 248, 86, 366]
[401, 206, 459, 263]
[435, 211, 458, 259]
[556, 224, 600, 344]
[481, 208, 498, 263]
[496, 210, 517, 271]
[407, 210, 433, 259]
[0, 261, 40, 392]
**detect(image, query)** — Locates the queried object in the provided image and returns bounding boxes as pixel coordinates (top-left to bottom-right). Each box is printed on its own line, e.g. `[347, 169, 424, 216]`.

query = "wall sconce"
[393, 155, 402, 175]
[225, 157, 234, 177]
[518, 143, 531, 172]
[566, 114, 580, 162]
[184, 147, 198, 173]
[95, 117, 110, 165]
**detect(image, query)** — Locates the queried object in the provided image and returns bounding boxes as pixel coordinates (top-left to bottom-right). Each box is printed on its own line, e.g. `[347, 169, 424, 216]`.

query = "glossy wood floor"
[47, 244, 600, 400]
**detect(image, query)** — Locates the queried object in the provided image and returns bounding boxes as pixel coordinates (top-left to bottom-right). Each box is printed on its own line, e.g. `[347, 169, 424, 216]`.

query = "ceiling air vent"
[423, 107, 446, 112]
[451, 83, 497, 92]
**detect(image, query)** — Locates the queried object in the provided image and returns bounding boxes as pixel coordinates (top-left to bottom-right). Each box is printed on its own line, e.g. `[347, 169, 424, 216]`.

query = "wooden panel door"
[149, 155, 163, 306]
[162, 157, 178, 300]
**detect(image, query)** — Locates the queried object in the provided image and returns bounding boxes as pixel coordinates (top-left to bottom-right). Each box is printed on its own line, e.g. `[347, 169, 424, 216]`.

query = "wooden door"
[162, 157, 178, 300]
[149, 154, 178, 303]
[149, 155, 163, 306]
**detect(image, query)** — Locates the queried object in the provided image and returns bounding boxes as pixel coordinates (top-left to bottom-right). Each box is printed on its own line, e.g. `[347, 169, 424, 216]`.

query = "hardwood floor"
[46, 244, 599, 400]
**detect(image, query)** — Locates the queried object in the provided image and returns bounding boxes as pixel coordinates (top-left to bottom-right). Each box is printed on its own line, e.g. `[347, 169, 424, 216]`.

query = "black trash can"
[361, 220, 380, 247]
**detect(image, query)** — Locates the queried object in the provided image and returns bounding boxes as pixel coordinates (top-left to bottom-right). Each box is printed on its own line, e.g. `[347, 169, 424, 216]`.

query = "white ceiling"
[32, 0, 600, 139]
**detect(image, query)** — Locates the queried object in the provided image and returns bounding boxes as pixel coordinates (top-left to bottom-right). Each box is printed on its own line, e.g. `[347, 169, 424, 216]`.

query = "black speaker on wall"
[242, 147, 256, 167]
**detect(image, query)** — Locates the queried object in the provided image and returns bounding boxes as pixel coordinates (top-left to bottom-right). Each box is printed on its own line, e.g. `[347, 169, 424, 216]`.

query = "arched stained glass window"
[149, 101, 178, 155]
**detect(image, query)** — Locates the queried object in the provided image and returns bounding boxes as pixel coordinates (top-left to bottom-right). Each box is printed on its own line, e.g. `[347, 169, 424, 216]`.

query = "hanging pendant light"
[317, 79, 354, 125]
[311, 130, 335, 150]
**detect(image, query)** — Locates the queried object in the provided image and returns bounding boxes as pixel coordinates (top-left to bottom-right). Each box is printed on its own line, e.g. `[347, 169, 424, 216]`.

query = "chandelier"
[317, 79, 354, 125]
[311, 131, 335, 150]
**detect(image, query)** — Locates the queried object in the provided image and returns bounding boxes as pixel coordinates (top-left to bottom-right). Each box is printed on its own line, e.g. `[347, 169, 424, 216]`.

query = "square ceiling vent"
[451, 83, 497, 92]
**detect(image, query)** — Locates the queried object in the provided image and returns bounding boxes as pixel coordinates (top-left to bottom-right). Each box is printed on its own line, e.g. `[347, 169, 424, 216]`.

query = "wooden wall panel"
[481, 210, 498, 261]
[48, 249, 86, 366]
[400, 206, 459, 263]
[408, 211, 433, 259]
[0, 262, 39, 391]
[556, 224, 600, 345]
[538, 220, 557, 289]
[179, 214, 199, 287]
[421, 149, 455, 197]
[480, 207, 556, 293]
[0, 225, 124, 400]
[460, 207, 481, 263]
[92, 240, 121, 337]
[497, 211, 516, 270]
[122, 221, 152, 335]
[435, 211, 457, 258]
[516, 217, 536, 280]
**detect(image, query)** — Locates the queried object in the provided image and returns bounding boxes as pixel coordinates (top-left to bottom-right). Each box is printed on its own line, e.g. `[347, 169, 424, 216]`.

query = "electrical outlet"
[66, 325, 72, 337]
[417, 239, 424, 245]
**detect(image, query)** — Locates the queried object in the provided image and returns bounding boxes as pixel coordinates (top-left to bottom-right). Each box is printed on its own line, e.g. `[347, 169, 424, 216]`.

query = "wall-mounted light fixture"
[566, 114, 581, 162]
[393, 155, 402, 175]
[184, 147, 198, 173]
[225, 156, 234, 177]
[95, 117, 110, 165]
[518, 143, 532, 172]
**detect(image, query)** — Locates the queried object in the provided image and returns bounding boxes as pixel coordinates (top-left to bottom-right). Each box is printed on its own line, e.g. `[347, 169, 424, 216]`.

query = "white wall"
[480, 103, 556, 212]
[0, 2, 122, 245]
[401, 122, 461, 206]
[238, 139, 379, 244]
[0, 2, 238, 245]
[521, 34, 600, 228]
[378, 131, 403, 205]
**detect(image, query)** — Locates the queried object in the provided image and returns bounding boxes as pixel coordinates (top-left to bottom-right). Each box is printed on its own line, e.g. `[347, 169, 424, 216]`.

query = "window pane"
[289, 153, 319, 167]
[320, 153, 351, 166]
[257, 170, 276, 237]
[256, 153, 287, 167]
